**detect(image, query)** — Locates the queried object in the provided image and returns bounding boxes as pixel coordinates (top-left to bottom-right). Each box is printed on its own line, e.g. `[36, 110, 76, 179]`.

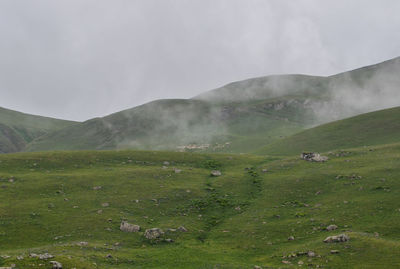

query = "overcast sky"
[1, 0, 400, 121]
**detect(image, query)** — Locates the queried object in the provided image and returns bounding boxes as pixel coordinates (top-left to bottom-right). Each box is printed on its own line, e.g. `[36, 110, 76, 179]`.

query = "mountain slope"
[27, 99, 310, 152]
[0, 107, 77, 153]
[28, 56, 400, 153]
[257, 106, 400, 155]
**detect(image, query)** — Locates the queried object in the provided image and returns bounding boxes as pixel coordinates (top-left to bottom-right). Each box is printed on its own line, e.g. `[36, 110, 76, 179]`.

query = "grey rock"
[144, 228, 164, 240]
[326, 224, 338, 231]
[39, 253, 54, 260]
[301, 152, 328, 162]
[50, 261, 63, 269]
[307, 251, 316, 257]
[178, 226, 188, 232]
[210, 170, 222, 177]
[323, 234, 350, 243]
[120, 221, 141, 233]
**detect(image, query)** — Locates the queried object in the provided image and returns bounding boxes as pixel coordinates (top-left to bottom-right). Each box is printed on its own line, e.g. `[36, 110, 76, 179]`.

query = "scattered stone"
[29, 253, 38, 258]
[330, 250, 340, 254]
[64, 198, 69, 201]
[144, 228, 164, 240]
[262, 169, 268, 173]
[235, 206, 241, 211]
[16, 256, 24, 260]
[97, 209, 103, 214]
[301, 152, 328, 162]
[298, 260, 304, 265]
[8, 178, 14, 183]
[307, 251, 316, 257]
[178, 226, 188, 232]
[101, 202, 109, 207]
[254, 266, 262, 269]
[282, 260, 291, 264]
[93, 186, 102, 190]
[50, 261, 63, 269]
[174, 169, 182, 173]
[39, 253, 54, 260]
[163, 161, 170, 165]
[72, 205, 79, 209]
[106, 254, 112, 259]
[77, 241, 88, 246]
[210, 170, 222, 177]
[164, 238, 174, 243]
[288, 236, 295, 241]
[323, 234, 350, 243]
[326, 224, 338, 231]
[48, 203, 55, 209]
[120, 221, 141, 232]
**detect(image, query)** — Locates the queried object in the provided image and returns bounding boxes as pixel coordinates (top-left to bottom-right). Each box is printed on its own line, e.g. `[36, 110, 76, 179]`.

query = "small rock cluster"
[301, 152, 328, 162]
[323, 234, 350, 243]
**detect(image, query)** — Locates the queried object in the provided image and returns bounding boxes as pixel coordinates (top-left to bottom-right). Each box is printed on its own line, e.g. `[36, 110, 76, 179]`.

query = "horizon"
[1, 0, 400, 121]
[1, 55, 399, 122]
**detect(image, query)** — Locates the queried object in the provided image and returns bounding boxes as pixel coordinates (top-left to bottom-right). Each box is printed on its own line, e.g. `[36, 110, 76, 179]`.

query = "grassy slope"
[0, 143, 400, 268]
[27, 98, 310, 153]
[0, 107, 77, 153]
[257, 106, 400, 156]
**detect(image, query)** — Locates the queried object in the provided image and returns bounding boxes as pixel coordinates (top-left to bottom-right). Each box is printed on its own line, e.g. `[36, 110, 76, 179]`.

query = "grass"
[257, 106, 400, 156]
[0, 142, 400, 268]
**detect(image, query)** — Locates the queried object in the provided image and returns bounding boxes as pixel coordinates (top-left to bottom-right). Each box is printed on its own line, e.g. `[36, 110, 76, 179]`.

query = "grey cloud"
[0, 0, 399, 120]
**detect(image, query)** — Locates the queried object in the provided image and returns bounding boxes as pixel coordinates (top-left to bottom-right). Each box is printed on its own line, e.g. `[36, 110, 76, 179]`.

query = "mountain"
[0, 107, 77, 153]
[256, 106, 400, 156]
[21, 56, 400, 153]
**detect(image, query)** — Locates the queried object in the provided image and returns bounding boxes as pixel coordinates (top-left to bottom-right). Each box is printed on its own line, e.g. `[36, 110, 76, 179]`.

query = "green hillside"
[27, 98, 312, 153]
[26, 56, 400, 154]
[1, 143, 400, 268]
[0, 107, 77, 153]
[257, 106, 400, 156]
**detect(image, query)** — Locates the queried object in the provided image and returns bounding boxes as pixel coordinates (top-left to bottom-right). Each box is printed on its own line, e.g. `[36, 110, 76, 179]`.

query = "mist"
[1, 0, 400, 121]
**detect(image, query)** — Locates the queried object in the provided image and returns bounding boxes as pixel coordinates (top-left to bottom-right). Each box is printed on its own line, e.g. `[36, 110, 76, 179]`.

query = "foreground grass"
[0, 145, 399, 268]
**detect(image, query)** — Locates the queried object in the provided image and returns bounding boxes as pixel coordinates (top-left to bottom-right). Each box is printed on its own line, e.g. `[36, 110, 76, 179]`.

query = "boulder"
[178, 226, 188, 232]
[39, 253, 54, 260]
[50, 261, 63, 269]
[326, 224, 338, 231]
[210, 170, 222, 177]
[323, 234, 349, 243]
[144, 228, 164, 240]
[120, 221, 141, 233]
[301, 152, 328, 162]
[307, 251, 316, 257]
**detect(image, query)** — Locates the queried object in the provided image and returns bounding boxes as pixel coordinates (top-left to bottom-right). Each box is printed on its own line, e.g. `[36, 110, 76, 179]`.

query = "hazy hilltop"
[0, 107, 77, 153]
[257, 106, 400, 155]
[4, 56, 400, 153]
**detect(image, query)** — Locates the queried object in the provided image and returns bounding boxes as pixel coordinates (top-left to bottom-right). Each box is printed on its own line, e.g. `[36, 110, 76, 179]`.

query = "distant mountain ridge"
[2, 56, 400, 153]
[0, 107, 77, 153]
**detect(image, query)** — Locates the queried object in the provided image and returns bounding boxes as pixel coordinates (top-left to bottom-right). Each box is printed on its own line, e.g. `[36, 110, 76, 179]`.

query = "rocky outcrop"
[323, 234, 349, 243]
